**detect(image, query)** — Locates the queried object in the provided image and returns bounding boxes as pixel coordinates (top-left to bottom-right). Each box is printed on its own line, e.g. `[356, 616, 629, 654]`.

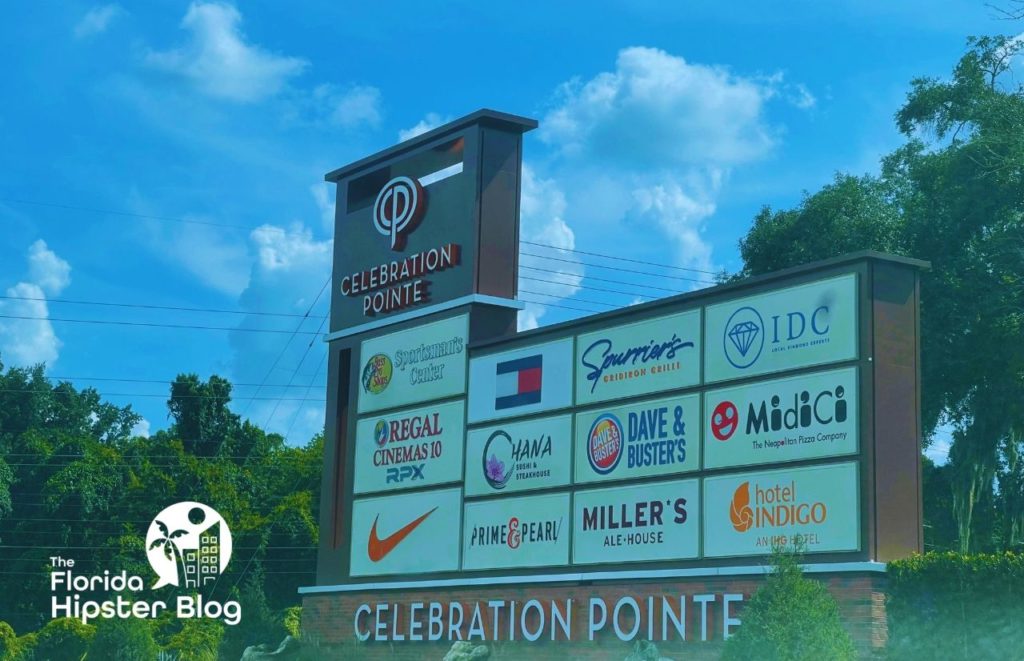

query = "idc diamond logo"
[724, 306, 764, 369]
[146, 502, 232, 589]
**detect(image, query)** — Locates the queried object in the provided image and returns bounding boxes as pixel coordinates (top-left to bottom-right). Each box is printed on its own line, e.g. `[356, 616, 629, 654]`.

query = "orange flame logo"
[730, 481, 753, 532]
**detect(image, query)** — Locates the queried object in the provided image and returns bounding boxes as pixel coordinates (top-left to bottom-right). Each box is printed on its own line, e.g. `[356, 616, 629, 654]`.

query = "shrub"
[887, 552, 1024, 659]
[722, 548, 856, 661]
[162, 618, 224, 661]
[88, 618, 159, 660]
[282, 607, 301, 639]
[31, 618, 95, 661]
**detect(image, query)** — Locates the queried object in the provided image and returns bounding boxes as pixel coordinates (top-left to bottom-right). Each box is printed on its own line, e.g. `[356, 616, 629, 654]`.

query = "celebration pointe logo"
[49, 501, 240, 626]
[373, 175, 426, 250]
[724, 306, 764, 369]
[362, 353, 393, 394]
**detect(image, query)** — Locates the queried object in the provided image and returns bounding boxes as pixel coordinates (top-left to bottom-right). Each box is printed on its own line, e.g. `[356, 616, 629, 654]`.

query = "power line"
[519, 265, 684, 294]
[518, 275, 658, 300]
[0, 314, 323, 335]
[520, 251, 714, 285]
[44, 375, 326, 389]
[518, 298, 603, 314]
[0, 198, 252, 230]
[0, 389, 323, 401]
[518, 289, 618, 309]
[520, 239, 720, 276]
[0, 294, 321, 319]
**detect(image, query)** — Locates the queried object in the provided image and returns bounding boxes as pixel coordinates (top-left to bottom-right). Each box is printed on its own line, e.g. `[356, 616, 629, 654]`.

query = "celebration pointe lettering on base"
[352, 593, 743, 643]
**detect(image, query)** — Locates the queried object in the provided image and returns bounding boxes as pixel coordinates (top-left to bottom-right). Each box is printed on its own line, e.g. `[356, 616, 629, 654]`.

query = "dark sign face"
[332, 136, 474, 328]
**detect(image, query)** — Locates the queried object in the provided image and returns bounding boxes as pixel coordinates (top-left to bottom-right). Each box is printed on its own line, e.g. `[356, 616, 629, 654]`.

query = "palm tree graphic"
[149, 519, 188, 587]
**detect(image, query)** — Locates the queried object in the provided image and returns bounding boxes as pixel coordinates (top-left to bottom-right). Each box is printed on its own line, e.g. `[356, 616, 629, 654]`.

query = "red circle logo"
[711, 401, 739, 441]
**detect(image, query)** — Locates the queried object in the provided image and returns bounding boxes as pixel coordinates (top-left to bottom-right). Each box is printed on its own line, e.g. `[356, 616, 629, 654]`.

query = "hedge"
[887, 552, 1024, 659]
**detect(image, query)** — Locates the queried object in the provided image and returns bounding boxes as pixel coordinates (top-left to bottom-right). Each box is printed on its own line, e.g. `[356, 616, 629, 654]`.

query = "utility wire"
[0, 314, 322, 335]
[0, 294, 320, 319]
[520, 251, 714, 285]
[520, 239, 720, 276]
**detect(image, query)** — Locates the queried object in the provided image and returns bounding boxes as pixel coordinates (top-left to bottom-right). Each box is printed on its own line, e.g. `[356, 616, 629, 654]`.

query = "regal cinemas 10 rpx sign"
[341, 273, 874, 578]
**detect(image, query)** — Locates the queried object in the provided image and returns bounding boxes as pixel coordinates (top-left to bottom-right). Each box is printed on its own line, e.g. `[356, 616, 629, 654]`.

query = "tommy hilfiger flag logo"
[494, 355, 543, 410]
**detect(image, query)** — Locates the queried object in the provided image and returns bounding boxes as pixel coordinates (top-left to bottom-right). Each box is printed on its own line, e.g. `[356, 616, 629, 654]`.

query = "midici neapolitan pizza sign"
[357, 314, 468, 414]
[353, 399, 466, 494]
[704, 367, 858, 469]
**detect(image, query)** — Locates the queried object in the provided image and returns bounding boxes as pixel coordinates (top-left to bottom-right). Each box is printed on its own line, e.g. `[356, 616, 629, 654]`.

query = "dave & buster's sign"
[357, 314, 468, 414]
[704, 274, 857, 383]
[573, 479, 699, 564]
[353, 400, 466, 494]
[575, 311, 700, 405]
[704, 367, 858, 469]
[703, 462, 859, 557]
[575, 393, 700, 485]
[464, 414, 571, 496]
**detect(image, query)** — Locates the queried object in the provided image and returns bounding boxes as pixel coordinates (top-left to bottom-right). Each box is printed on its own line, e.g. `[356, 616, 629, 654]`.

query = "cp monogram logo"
[373, 176, 426, 251]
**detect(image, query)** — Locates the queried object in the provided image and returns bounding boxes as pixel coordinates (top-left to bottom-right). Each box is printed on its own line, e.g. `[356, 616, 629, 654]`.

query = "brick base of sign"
[301, 571, 887, 659]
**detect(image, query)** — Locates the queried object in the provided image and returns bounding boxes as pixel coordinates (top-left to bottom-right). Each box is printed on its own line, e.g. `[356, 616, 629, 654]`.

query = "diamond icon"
[728, 321, 760, 357]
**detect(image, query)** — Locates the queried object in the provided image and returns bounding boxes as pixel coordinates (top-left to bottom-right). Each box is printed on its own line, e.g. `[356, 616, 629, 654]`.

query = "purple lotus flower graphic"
[486, 454, 506, 483]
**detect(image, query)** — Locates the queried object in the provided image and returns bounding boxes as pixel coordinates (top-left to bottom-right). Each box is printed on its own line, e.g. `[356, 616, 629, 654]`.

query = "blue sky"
[0, 1, 1013, 454]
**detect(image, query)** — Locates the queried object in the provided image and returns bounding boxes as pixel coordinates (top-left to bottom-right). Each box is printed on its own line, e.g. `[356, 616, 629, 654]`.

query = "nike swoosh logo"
[367, 507, 437, 562]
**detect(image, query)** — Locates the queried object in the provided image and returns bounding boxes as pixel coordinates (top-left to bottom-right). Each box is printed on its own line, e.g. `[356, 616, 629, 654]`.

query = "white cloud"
[158, 222, 251, 296]
[310, 183, 335, 232]
[27, 240, 71, 295]
[250, 223, 331, 272]
[788, 82, 817, 110]
[132, 418, 152, 438]
[517, 166, 582, 331]
[146, 2, 307, 102]
[228, 222, 331, 440]
[541, 47, 779, 168]
[327, 85, 382, 128]
[398, 113, 449, 142]
[74, 4, 123, 39]
[0, 241, 72, 368]
[631, 179, 717, 276]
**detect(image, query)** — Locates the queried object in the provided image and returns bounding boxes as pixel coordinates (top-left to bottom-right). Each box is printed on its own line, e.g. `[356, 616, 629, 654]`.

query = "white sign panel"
[467, 338, 574, 423]
[464, 415, 571, 496]
[705, 274, 857, 383]
[703, 462, 859, 558]
[575, 394, 700, 485]
[462, 493, 570, 570]
[573, 479, 699, 565]
[357, 314, 468, 414]
[575, 311, 701, 406]
[353, 400, 466, 494]
[704, 367, 858, 469]
[350, 488, 462, 577]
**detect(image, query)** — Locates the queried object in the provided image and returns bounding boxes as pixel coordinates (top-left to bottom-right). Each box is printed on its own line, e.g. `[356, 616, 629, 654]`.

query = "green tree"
[722, 548, 856, 661]
[734, 36, 1024, 552]
[88, 618, 159, 661]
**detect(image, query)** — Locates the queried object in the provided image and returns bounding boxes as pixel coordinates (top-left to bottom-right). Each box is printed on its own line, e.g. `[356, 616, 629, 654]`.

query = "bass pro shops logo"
[373, 176, 426, 250]
[361, 353, 393, 394]
[146, 502, 232, 589]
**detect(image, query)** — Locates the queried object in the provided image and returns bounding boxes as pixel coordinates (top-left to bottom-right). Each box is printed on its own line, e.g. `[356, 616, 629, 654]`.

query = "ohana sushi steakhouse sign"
[310, 110, 925, 656]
